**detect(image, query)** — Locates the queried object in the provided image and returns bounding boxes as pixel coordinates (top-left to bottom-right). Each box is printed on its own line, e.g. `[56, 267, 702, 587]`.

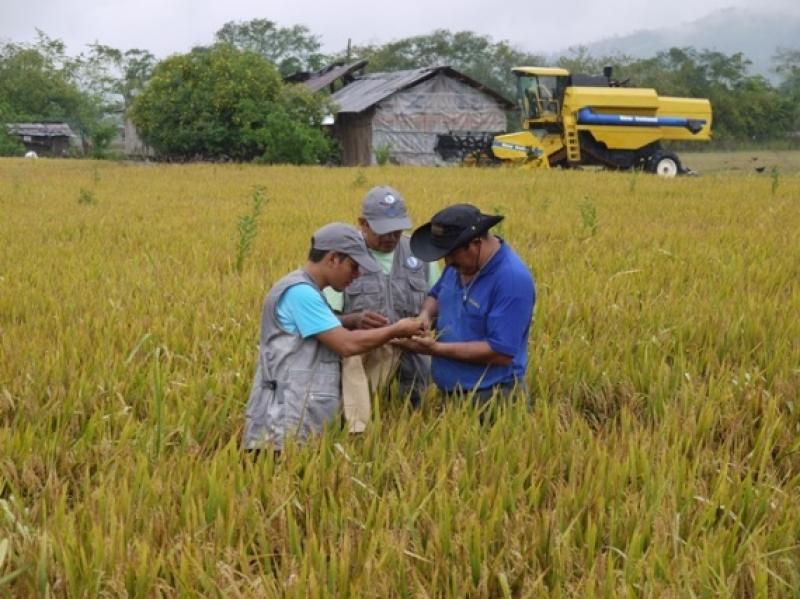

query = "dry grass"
[1, 158, 799, 596]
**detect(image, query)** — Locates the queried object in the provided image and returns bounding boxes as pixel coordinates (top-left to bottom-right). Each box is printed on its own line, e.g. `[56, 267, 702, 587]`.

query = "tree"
[66, 44, 157, 158]
[0, 102, 24, 155]
[773, 47, 800, 86]
[0, 30, 135, 156]
[129, 44, 333, 163]
[80, 44, 156, 110]
[555, 46, 628, 76]
[0, 33, 85, 123]
[773, 47, 800, 131]
[0, 32, 90, 155]
[349, 30, 545, 102]
[215, 19, 327, 76]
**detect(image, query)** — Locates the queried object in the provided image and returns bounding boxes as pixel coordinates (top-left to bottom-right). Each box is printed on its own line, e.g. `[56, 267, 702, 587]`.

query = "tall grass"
[1, 159, 799, 595]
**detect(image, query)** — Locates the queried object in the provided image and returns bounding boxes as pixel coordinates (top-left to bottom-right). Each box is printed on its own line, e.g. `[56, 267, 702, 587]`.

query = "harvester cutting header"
[438, 66, 713, 176]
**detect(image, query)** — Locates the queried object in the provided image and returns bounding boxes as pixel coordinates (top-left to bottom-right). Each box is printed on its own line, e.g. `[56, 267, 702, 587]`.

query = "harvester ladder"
[563, 115, 581, 163]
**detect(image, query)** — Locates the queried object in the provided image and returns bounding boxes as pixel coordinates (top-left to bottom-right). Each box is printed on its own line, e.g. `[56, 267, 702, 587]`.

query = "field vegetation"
[681, 150, 800, 176]
[1, 159, 799, 596]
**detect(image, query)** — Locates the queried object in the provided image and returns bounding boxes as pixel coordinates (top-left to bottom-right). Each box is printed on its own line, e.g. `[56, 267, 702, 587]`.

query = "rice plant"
[0, 157, 798, 596]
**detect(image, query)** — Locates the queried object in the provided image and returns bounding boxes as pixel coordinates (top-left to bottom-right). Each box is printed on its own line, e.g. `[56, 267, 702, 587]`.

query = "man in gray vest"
[324, 186, 439, 430]
[243, 222, 424, 451]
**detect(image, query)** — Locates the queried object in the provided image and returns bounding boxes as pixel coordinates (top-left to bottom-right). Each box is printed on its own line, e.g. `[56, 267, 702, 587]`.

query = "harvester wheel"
[651, 152, 681, 178]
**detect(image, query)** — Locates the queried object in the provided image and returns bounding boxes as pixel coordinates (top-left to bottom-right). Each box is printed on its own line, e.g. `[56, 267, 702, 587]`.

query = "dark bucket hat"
[410, 204, 504, 261]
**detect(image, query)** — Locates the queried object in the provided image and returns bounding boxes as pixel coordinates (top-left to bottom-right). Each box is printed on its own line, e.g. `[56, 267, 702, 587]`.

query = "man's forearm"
[319, 320, 418, 357]
[342, 327, 399, 356]
[430, 340, 512, 366]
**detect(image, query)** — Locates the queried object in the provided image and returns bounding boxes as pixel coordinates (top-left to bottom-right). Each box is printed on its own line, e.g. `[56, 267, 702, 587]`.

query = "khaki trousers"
[342, 344, 401, 432]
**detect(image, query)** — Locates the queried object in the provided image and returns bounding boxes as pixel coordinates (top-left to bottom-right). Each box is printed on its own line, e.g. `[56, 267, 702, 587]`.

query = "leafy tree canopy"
[349, 30, 544, 102]
[215, 19, 328, 76]
[0, 31, 85, 124]
[0, 31, 152, 156]
[772, 47, 800, 130]
[129, 44, 334, 163]
[79, 44, 156, 110]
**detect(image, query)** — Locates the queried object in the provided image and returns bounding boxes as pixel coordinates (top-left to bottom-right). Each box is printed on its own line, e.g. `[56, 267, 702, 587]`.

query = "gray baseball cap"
[312, 222, 381, 273]
[361, 186, 412, 235]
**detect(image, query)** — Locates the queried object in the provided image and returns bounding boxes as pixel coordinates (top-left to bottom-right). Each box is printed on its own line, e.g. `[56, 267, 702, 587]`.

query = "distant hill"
[556, 7, 800, 82]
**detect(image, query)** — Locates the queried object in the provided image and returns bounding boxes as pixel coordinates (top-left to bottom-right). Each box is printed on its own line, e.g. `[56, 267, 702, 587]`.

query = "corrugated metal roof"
[330, 66, 514, 114]
[285, 60, 368, 93]
[6, 123, 76, 138]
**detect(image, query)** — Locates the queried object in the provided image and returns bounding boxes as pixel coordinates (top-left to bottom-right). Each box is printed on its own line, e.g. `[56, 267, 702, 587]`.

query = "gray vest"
[342, 236, 428, 320]
[243, 269, 341, 450]
[342, 237, 431, 397]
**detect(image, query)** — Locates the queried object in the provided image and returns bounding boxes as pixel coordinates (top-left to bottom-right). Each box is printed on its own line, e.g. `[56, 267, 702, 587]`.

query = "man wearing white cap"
[324, 186, 440, 430]
[243, 222, 424, 451]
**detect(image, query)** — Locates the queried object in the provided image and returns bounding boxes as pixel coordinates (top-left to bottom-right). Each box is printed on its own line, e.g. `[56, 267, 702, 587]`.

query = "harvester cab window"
[519, 77, 540, 119]
[537, 76, 559, 115]
[518, 75, 560, 121]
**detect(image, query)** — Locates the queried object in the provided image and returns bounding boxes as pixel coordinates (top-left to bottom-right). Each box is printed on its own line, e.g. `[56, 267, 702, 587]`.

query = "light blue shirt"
[276, 283, 341, 338]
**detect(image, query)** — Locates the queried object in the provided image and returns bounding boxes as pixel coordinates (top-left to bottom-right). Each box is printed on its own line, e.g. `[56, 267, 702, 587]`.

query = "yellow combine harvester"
[490, 66, 712, 176]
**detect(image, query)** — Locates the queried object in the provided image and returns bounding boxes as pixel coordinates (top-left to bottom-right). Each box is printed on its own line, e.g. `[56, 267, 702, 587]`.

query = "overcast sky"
[1, 0, 797, 58]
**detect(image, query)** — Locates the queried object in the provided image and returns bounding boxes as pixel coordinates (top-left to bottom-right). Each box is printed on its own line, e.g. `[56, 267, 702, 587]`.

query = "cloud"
[1, 0, 796, 58]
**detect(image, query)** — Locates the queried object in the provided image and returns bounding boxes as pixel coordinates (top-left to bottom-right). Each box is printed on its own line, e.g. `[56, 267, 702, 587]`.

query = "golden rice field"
[1, 158, 799, 596]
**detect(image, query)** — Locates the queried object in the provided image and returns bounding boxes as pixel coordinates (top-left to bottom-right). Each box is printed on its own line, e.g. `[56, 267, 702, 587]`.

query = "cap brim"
[367, 215, 412, 235]
[351, 251, 381, 273]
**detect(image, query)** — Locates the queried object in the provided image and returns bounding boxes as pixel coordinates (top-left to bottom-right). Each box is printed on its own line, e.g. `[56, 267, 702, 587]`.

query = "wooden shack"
[6, 123, 75, 157]
[327, 66, 514, 166]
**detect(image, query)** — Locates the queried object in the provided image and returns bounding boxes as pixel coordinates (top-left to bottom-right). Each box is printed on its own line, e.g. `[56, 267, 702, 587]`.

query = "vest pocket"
[244, 384, 281, 448]
[408, 275, 427, 293]
[397, 276, 427, 315]
[346, 277, 383, 312]
[282, 367, 341, 441]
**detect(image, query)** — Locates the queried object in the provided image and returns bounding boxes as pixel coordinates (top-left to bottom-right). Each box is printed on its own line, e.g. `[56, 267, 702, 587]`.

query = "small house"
[6, 123, 75, 157]
[327, 66, 514, 166]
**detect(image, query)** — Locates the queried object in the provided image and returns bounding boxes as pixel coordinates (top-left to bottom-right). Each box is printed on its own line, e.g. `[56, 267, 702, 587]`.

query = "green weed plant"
[234, 186, 267, 274]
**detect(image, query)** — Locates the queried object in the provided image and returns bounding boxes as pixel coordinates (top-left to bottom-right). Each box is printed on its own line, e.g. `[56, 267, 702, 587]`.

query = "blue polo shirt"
[428, 241, 535, 392]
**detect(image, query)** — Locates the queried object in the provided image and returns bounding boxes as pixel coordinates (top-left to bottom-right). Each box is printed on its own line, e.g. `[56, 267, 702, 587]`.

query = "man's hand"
[416, 297, 438, 332]
[340, 310, 389, 330]
[392, 332, 437, 354]
[390, 317, 425, 339]
[417, 311, 433, 332]
[358, 311, 389, 329]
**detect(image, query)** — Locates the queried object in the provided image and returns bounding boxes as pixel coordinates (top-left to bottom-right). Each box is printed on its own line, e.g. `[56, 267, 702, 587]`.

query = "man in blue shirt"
[399, 204, 536, 403]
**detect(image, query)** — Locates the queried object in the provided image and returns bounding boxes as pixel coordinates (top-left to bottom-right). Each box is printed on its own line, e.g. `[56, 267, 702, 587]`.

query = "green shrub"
[0, 125, 23, 156]
[130, 44, 332, 163]
[374, 143, 392, 166]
